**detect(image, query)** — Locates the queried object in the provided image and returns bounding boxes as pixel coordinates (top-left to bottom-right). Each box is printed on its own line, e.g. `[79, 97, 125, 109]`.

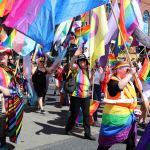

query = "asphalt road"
[5, 82, 149, 150]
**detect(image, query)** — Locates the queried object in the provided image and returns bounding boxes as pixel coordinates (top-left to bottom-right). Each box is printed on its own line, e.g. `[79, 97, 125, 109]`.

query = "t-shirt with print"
[72, 68, 90, 98]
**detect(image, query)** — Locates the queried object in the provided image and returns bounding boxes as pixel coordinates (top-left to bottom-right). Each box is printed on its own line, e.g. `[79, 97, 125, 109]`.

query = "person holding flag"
[0, 48, 24, 148]
[97, 61, 142, 150]
[65, 48, 96, 140]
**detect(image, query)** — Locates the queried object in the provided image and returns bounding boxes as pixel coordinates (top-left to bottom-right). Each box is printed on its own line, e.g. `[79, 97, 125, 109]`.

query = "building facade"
[140, 0, 150, 35]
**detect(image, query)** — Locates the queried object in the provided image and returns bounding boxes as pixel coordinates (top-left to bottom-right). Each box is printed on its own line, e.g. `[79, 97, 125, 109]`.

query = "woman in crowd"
[32, 55, 48, 113]
[32, 54, 55, 113]
[65, 48, 95, 140]
[91, 61, 104, 126]
[97, 61, 142, 150]
[0, 48, 24, 148]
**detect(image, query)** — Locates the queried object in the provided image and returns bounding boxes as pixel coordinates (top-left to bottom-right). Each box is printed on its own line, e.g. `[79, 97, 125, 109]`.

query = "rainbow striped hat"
[114, 61, 130, 69]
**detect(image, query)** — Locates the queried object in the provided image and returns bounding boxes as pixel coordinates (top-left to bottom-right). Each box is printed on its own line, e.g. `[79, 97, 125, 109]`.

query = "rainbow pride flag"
[75, 25, 90, 37]
[146, 71, 150, 85]
[75, 25, 90, 43]
[118, 0, 139, 46]
[124, 0, 139, 35]
[0, 66, 11, 87]
[76, 100, 100, 125]
[2, 29, 36, 56]
[98, 104, 136, 146]
[118, 0, 128, 46]
[4, 0, 108, 46]
[90, 100, 100, 116]
[2, 29, 16, 48]
[108, 53, 117, 67]
[139, 58, 150, 81]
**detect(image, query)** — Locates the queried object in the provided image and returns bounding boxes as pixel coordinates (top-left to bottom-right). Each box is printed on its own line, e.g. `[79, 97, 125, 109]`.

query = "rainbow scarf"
[0, 65, 24, 143]
[98, 104, 137, 146]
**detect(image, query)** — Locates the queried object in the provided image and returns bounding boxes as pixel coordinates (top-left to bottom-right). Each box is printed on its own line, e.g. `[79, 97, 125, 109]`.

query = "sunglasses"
[9, 58, 13, 60]
[40, 61, 45, 63]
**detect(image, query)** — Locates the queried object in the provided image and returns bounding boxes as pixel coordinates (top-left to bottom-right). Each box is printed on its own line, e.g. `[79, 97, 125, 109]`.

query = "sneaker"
[40, 109, 46, 114]
[36, 108, 41, 113]
[84, 134, 96, 141]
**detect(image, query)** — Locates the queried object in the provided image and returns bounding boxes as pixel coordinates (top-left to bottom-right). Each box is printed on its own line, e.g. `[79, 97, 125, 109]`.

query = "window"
[143, 10, 149, 35]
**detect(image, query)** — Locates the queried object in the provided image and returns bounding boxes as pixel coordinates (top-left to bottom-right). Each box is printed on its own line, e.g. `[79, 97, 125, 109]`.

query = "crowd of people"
[0, 45, 150, 150]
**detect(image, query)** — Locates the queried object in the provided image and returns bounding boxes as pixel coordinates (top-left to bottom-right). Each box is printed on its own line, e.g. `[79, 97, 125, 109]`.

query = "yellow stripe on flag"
[90, 5, 108, 68]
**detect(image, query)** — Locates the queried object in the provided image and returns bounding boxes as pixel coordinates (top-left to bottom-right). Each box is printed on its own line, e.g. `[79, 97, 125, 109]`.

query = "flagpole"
[110, 0, 149, 113]
[32, 43, 38, 63]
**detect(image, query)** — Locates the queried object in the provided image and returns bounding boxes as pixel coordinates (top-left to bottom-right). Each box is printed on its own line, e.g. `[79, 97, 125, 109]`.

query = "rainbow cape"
[0, 65, 24, 143]
[98, 104, 137, 146]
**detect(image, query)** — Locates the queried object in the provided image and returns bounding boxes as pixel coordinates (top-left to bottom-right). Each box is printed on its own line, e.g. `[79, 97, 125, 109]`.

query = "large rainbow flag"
[124, 0, 139, 35]
[4, 0, 109, 46]
[118, 0, 139, 46]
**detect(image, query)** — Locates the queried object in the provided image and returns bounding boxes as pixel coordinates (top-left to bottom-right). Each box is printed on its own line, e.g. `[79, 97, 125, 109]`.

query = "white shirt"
[93, 68, 104, 85]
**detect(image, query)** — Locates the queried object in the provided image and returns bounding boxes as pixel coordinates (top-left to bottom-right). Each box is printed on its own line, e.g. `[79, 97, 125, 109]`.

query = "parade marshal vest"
[104, 76, 137, 111]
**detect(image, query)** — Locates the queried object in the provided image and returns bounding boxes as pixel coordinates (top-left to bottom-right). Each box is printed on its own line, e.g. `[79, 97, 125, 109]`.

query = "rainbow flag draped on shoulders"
[98, 104, 137, 146]
[0, 65, 24, 143]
